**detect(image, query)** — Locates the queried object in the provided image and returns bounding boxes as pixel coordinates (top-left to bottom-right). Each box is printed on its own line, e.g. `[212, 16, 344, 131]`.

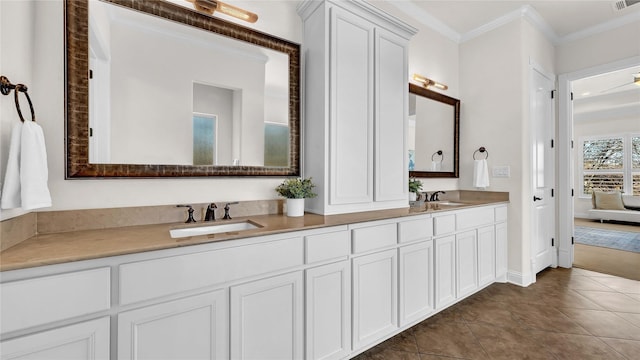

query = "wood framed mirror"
[65, 0, 300, 178]
[408, 83, 460, 178]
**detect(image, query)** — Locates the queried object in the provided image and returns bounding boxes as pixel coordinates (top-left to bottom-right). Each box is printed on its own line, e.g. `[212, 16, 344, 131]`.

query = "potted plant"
[408, 178, 423, 201]
[275, 177, 317, 217]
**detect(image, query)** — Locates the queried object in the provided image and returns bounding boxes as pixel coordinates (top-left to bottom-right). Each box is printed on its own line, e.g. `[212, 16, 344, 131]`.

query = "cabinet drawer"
[120, 236, 303, 305]
[352, 223, 397, 254]
[305, 230, 350, 264]
[495, 206, 507, 222]
[398, 216, 432, 243]
[456, 208, 495, 231]
[1, 268, 111, 334]
[433, 215, 455, 236]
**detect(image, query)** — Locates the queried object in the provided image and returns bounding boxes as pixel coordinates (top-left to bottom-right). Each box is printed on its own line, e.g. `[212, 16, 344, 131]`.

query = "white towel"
[431, 161, 441, 171]
[473, 159, 490, 189]
[1, 123, 23, 209]
[20, 121, 51, 210]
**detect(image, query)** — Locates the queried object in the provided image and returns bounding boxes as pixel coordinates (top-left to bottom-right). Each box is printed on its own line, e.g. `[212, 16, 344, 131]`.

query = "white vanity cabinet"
[298, 0, 417, 215]
[230, 271, 304, 360]
[304, 229, 351, 360]
[0, 203, 508, 360]
[118, 290, 228, 360]
[434, 235, 457, 309]
[305, 260, 351, 360]
[0, 317, 110, 360]
[398, 215, 435, 326]
[352, 249, 398, 351]
[0, 267, 111, 360]
[433, 205, 508, 310]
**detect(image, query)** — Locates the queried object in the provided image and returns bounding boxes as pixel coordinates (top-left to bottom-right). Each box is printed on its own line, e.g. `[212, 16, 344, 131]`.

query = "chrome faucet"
[204, 203, 217, 221]
[429, 191, 446, 202]
[223, 202, 239, 220]
[176, 204, 196, 223]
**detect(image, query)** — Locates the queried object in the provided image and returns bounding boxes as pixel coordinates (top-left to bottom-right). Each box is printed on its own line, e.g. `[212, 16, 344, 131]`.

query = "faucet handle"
[176, 204, 196, 223]
[223, 202, 239, 220]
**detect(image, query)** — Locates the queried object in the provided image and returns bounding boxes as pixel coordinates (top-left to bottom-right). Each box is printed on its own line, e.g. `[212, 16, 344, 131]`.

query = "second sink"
[170, 220, 261, 239]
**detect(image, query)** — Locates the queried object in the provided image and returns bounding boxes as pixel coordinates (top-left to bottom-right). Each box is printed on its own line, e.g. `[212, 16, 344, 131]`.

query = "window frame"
[579, 132, 640, 197]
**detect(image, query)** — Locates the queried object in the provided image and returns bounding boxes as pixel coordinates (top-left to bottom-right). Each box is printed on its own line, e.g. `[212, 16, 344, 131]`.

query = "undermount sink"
[433, 201, 467, 206]
[170, 221, 261, 239]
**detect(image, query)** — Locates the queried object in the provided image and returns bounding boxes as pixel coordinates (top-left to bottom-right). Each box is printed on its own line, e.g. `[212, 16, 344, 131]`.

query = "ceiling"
[389, 0, 640, 44]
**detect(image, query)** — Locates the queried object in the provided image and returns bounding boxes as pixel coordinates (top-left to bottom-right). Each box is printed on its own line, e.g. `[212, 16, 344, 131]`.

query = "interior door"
[531, 65, 556, 274]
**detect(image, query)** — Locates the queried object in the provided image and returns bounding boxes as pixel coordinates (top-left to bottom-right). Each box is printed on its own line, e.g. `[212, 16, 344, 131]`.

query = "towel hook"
[431, 150, 444, 162]
[1, 75, 35, 122]
[473, 146, 488, 160]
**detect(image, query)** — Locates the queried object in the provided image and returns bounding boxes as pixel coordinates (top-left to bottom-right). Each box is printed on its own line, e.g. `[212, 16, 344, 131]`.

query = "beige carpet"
[574, 218, 640, 281]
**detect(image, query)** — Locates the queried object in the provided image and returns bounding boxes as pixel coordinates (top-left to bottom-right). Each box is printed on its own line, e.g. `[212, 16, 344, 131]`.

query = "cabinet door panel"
[352, 249, 398, 350]
[230, 271, 303, 360]
[118, 290, 227, 360]
[329, 7, 374, 205]
[435, 236, 456, 309]
[375, 28, 408, 202]
[478, 225, 496, 287]
[399, 241, 434, 326]
[306, 261, 351, 360]
[495, 222, 508, 280]
[1, 317, 109, 360]
[456, 230, 478, 298]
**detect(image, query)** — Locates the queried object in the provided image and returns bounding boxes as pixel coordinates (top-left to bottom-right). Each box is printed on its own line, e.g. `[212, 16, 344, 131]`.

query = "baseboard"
[574, 212, 589, 219]
[507, 270, 534, 287]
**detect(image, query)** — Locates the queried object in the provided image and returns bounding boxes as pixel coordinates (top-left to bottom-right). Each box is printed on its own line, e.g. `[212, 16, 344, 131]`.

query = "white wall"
[556, 21, 640, 75]
[460, 18, 555, 284]
[0, 1, 35, 220]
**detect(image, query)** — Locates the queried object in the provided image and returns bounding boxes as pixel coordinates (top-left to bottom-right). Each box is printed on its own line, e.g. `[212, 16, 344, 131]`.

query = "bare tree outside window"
[581, 135, 640, 196]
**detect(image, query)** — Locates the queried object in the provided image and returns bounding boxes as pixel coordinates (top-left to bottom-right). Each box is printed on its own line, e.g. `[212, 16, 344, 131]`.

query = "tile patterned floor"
[353, 268, 640, 360]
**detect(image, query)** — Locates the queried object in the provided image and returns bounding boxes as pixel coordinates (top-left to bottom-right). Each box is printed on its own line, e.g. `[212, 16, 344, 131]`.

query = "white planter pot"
[409, 192, 417, 201]
[286, 198, 305, 217]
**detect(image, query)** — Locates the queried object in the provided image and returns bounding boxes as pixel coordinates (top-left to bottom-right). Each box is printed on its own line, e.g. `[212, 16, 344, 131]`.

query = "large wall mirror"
[408, 83, 460, 178]
[65, 0, 300, 178]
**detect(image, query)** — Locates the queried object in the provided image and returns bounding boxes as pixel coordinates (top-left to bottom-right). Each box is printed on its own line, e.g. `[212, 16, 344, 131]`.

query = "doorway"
[558, 57, 640, 276]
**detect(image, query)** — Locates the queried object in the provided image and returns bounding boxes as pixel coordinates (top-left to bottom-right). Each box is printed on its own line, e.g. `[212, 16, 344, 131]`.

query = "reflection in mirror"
[66, 0, 300, 177]
[408, 83, 460, 178]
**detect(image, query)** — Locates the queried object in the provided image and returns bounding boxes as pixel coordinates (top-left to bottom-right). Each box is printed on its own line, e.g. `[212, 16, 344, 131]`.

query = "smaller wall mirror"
[408, 83, 460, 178]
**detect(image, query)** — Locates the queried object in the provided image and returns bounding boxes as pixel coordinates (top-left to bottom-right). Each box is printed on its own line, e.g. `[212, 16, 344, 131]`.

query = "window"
[580, 134, 640, 196]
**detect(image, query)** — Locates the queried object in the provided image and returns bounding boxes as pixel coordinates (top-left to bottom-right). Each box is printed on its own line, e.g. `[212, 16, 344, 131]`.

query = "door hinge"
[551, 188, 554, 197]
[571, 140, 574, 149]
[551, 90, 555, 99]
[551, 139, 554, 148]
[571, 189, 574, 197]
[89, 127, 93, 137]
[89, 69, 93, 79]
[571, 236, 574, 245]
[571, 92, 574, 101]
[551, 238, 555, 247]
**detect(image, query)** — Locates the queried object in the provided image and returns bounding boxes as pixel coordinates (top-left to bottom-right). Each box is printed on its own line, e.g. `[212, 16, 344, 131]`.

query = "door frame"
[557, 55, 640, 268]
[528, 59, 557, 280]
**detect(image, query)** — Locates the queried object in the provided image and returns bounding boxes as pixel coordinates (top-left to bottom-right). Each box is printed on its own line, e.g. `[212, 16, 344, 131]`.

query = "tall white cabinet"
[298, 0, 417, 215]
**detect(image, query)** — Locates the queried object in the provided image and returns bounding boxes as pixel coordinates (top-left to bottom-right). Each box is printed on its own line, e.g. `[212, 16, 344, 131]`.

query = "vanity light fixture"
[413, 74, 448, 91]
[186, 0, 258, 23]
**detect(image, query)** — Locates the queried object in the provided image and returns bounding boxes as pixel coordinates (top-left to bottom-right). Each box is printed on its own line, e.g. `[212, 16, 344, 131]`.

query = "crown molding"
[387, 0, 460, 43]
[389, 2, 640, 46]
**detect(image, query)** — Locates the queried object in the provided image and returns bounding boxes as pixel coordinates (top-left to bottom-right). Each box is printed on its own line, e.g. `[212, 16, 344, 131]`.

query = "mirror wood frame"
[408, 83, 460, 178]
[65, 0, 300, 178]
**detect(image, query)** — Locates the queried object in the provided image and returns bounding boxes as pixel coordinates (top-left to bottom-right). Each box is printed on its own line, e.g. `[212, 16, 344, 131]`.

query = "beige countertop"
[0, 199, 507, 272]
